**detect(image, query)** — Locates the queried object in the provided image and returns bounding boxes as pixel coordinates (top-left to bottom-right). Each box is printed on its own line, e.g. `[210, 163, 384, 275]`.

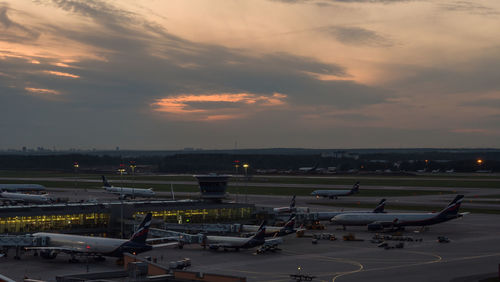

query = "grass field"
[1, 170, 499, 188]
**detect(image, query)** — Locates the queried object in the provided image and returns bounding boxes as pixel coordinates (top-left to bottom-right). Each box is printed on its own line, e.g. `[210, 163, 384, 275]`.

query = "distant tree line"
[0, 151, 498, 173]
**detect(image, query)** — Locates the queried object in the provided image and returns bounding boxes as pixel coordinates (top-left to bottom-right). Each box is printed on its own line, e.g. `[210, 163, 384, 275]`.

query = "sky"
[0, 0, 499, 150]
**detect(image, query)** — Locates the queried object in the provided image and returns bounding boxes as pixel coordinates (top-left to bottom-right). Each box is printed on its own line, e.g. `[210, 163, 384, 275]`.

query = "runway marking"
[282, 250, 365, 282]
[331, 259, 364, 282]
[331, 251, 500, 281]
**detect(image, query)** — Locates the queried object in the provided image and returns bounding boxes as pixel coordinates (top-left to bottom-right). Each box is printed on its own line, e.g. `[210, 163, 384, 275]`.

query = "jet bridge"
[0, 234, 49, 259]
[0, 235, 48, 247]
[160, 222, 243, 234]
[149, 228, 204, 245]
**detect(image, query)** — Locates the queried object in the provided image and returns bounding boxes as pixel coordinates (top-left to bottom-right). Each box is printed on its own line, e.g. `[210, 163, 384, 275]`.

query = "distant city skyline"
[1, 0, 499, 149]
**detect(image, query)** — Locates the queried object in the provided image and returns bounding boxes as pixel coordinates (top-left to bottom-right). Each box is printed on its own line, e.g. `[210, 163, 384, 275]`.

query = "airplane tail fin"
[290, 195, 296, 209]
[372, 199, 386, 213]
[253, 221, 267, 241]
[283, 215, 296, 230]
[438, 195, 464, 217]
[351, 181, 360, 193]
[102, 175, 111, 187]
[129, 213, 152, 244]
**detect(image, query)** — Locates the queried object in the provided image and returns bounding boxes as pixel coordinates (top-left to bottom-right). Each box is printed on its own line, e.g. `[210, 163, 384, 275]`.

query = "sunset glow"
[0, 0, 498, 149]
[153, 93, 288, 121]
[25, 87, 61, 95]
[43, 71, 80, 79]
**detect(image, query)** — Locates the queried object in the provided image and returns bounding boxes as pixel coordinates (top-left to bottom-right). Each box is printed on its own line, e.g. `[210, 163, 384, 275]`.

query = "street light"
[243, 163, 249, 203]
[234, 160, 240, 173]
[118, 164, 126, 239]
[73, 162, 79, 189]
[129, 161, 136, 183]
[243, 163, 249, 177]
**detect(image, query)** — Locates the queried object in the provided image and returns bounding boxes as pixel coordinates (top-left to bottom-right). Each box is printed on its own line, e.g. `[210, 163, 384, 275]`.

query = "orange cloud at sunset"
[152, 92, 288, 121]
[25, 87, 61, 95]
[43, 70, 80, 78]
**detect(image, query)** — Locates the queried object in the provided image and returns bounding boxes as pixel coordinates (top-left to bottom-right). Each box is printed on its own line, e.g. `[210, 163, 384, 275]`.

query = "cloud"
[152, 93, 288, 121]
[322, 26, 392, 47]
[43, 70, 80, 78]
[460, 98, 500, 108]
[25, 87, 61, 95]
[440, 1, 498, 16]
[271, 0, 417, 3]
[0, 0, 396, 149]
[450, 128, 499, 135]
[388, 51, 500, 95]
[0, 5, 40, 41]
[3, 0, 497, 149]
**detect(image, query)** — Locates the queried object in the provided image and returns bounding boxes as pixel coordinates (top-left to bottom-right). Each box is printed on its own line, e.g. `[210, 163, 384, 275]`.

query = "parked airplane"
[0, 191, 51, 204]
[331, 195, 467, 230]
[0, 184, 46, 193]
[102, 176, 155, 199]
[202, 222, 280, 251]
[311, 181, 360, 199]
[298, 163, 319, 173]
[313, 198, 386, 221]
[273, 195, 309, 214]
[241, 216, 298, 237]
[29, 213, 168, 261]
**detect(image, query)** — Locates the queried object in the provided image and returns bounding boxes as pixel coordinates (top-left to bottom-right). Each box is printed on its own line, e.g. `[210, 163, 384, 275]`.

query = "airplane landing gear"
[69, 254, 79, 263]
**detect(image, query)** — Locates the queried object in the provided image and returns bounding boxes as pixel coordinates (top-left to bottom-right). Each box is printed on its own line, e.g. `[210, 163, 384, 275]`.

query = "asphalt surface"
[2, 212, 499, 282]
[0, 184, 499, 281]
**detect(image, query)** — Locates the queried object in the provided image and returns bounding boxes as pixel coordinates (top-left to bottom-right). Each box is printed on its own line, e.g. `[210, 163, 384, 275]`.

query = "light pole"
[73, 162, 79, 196]
[243, 163, 249, 203]
[118, 164, 126, 239]
[129, 161, 136, 183]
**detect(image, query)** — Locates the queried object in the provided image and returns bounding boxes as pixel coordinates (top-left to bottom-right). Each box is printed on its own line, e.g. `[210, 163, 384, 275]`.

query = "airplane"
[202, 222, 281, 251]
[313, 198, 386, 221]
[331, 195, 467, 231]
[0, 184, 46, 193]
[311, 181, 360, 199]
[273, 195, 309, 214]
[101, 176, 155, 199]
[0, 191, 52, 204]
[29, 213, 171, 262]
[298, 163, 319, 173]
[241, 216, 299, 237]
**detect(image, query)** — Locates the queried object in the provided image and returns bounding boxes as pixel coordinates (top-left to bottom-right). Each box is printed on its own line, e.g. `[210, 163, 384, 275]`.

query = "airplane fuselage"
[311, 189, 353, 198]
[0, 191, 50, 204]
[332, 212, 459, 227]
[104, 186, 155, 198]
[33, 233, 152, 257]
[204, 235, 264, 249]
[0, 184, 46, 193]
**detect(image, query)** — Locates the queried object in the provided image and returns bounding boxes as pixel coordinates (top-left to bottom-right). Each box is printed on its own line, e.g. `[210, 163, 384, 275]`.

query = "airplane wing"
[146, 236, 183, 243]
[151, 242, 180, 248]
[26, 246, 88, 254]
[264, 237, 283, 246]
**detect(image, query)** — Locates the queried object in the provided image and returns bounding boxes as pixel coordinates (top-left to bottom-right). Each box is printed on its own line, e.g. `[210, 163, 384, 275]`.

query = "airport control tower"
[194, 174, 230, 202]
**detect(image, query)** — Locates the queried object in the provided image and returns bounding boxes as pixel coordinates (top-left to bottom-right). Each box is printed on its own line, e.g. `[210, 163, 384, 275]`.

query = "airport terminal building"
[0, 175, 254, 236]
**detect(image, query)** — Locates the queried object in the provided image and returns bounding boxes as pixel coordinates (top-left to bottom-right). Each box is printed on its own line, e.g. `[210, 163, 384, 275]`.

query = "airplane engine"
[40, 250, 58, 259]
[367, 223, 383, 231]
